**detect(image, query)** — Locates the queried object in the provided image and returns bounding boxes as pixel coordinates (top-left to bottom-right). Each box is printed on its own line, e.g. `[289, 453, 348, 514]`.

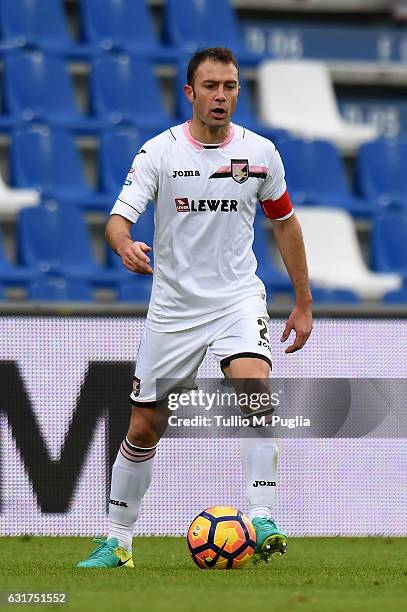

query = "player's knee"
[127, 408, 160, 447]
[240, 375, 269, 394]
[238, 376, 276, 420]
[126, 426, 158, 449]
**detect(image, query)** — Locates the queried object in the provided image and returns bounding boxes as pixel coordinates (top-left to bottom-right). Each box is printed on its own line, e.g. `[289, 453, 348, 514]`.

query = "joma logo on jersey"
[174, 198, 238, 212]
[172, 169, 201, 178]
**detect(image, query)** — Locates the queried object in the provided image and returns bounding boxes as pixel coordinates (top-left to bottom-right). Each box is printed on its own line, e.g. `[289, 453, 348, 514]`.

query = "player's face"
[184, 60, 240, 129]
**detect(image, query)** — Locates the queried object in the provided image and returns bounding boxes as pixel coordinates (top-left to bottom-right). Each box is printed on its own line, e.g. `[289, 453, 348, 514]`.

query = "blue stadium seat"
[79, 0, 177, 62]
[99, 129, 148, 195]
[107, 204, 155, 277]
[253, 216, 291, 292]
[118, 277, 153, 303]
[0, 113, 16, 133]
[0, 225, 34, 285]
[175, 63, 287, 143]
[11, 126, 110, 210]
[0, 0, 92, 59]
[371, 211, 407, 279]
[91, 54, 172, 132]
[278, 138, 371, 218]
[18, 202, 119, 285]
[383, 288, 407, 303]
[3, 52, 103, 133]
[29, 277, 94, 301]
[356, 138, 407, 211]
[163, 0, 257, 65]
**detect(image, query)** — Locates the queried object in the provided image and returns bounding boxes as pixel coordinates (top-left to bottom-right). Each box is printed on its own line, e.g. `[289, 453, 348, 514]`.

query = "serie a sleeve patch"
[259, 190, 293, 220]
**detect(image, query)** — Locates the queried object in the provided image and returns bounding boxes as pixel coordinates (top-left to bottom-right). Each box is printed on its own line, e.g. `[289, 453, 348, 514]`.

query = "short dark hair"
[187, 47, 239, 87]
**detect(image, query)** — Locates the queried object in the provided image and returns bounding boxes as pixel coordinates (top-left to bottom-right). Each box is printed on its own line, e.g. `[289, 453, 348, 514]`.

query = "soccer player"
[76, 48, 313, 568]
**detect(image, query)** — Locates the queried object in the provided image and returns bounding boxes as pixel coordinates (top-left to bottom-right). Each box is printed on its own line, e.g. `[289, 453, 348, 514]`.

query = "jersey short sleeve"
[257, 145, 294, 221]
[110, 138, 159, 223]
[257, 145, 286, 203]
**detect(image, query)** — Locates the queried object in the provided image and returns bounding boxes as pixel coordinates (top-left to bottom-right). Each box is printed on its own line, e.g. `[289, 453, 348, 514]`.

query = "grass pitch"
[0, 537, 406, 612]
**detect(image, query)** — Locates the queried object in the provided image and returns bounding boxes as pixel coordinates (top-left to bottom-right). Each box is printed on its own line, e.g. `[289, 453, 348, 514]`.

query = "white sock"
[108, 437, 156, 552]
[239, 426, 279, 522]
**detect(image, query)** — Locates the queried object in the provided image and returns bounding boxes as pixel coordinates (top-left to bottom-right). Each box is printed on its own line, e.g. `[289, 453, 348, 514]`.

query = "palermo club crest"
[231, 159, 249, 184]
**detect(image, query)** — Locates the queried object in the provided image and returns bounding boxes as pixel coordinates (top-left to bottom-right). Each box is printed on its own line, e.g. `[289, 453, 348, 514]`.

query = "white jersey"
[111, 121, 293, 331]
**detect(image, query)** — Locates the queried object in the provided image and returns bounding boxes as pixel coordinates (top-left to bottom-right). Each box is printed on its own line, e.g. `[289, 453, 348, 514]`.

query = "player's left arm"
[271, 213, 313, 353]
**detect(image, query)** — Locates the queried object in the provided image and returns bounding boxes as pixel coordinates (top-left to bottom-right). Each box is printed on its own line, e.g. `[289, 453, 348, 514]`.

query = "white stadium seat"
[258, 60, 378, 154]
[0, 171, 39, 214]
[295, 207, 402, 299]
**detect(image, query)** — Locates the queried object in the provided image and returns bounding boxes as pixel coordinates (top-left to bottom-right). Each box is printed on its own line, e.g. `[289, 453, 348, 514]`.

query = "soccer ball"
[187, 506, 256, 569]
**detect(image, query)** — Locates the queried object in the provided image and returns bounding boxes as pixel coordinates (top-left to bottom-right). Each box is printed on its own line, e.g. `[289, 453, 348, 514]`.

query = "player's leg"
[225, 357, 287, 562]
[76, 406, 159, 569]
[209, 299, 287, 562]
[106, 406, 159, 552]
[76, 324, 206, 568]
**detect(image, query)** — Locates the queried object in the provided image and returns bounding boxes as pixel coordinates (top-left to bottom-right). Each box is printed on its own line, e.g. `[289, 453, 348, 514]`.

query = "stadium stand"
[243, 22, 407, 64]
[0, 0, 404, 308]
[163, 0, 258, 65]
[242, 5, 407, 139]
[11, 126, 110, 210]
[0, 101, 16, 132]
[253, 217, 291, 293]
[296, 207, 402, 299]
[0, 224, 34, 285]
[384, 287, 407, 303]
[99, 129, 149, 196]
[91, 54, 172, 131]
[79, 0, 178, 62]
[310, 288, 359, 304]
[238, 1, 388, 10]
[17, 202, 117, 285]
[338, 98, 404, 140]
[0, 0, 92, 59]
[3, 52, 103, 133]
[118, 278, 154, 303]
[29, 276, 94, 301]
[0, 170, 39, 214]
[356, 138, 407, 211]
[278, 138, 371, 218]
[371, 210, 407, 280]
[257, 60, 378, 154]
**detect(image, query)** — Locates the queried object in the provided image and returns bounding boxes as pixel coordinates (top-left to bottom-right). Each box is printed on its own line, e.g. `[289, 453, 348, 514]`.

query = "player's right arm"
[106, 214, 153, 274]
[105, 134, 161, 274]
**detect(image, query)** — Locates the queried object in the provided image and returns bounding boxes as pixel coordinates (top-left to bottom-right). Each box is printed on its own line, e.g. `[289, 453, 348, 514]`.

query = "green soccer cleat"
[75, 537, 134, 569]
[252, 517, 288, 563]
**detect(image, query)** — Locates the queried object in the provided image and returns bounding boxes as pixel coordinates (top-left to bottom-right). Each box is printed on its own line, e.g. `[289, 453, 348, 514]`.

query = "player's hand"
[118, 240, 153, 274]
[280, 305, 313, 353]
